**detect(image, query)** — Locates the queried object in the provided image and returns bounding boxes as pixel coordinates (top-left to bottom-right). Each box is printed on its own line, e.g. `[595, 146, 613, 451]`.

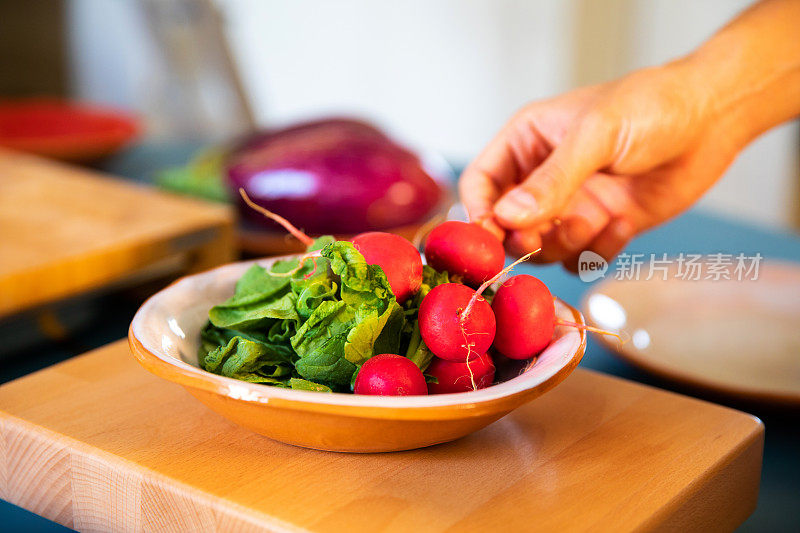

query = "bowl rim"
[129, 255, 586, 417]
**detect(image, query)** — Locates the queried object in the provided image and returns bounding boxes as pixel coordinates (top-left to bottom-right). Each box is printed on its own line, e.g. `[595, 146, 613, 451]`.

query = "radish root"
[239, 188, 314, 248]
[460, 326, 478, 389]
[268, 251, 322, 279]
[555, 318, 630, 347]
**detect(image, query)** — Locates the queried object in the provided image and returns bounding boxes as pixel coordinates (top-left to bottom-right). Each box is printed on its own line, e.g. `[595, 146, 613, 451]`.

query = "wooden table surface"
[0, 149, 235, 317]
[0, 340, 763, 532]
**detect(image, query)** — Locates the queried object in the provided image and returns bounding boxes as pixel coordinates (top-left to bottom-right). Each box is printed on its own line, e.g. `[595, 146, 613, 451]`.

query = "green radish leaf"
[308, 235, 335, 252]
[292, 270, 338, 320]
[350, 364, 361, 391]
[404, 320, 434, 372]
[344, 300, 404, 365]
[209, 289, 298, 331]
[201, 335, 293, 382]
[200, 237, 437, 393]
[322, 241, 394, 310]
[291, 300, 357, 388]
[228, 373, 290, 386]
[289, 378, 332, 393]
[207, 247, 332, 331]
[398, 265, 449, 371]
[199, 322, 295, 365]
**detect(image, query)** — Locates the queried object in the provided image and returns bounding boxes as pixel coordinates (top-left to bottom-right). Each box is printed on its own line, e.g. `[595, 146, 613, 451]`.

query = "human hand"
[459, 64, 744, 270]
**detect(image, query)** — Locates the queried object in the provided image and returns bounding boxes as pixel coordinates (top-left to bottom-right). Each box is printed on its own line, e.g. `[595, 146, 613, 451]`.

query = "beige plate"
[583, 261, 800, 406]
[129, 255, 585, 452]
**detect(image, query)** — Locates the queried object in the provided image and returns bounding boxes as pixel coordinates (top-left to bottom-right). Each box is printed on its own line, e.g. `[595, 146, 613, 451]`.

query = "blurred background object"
[137, 0, 255, 140]
[62, 0, 800, 230]
[226, 118, 453, 254]
[584, 261, 800, 407]
[0, 99, 139, 161]
[4, 0, 796, 229]
[0, 150, 235, 319]
[70, 0, 254, 141]
[228, 118, 444, 234]
[155, 116, 453, 255]
[0, 1, 69, 98]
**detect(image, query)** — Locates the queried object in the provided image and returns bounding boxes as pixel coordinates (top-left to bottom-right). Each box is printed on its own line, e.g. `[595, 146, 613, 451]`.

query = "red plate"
[0, 98, 140, 162]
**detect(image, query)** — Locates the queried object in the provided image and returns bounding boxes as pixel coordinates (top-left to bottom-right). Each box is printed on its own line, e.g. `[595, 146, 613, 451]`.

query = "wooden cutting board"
[0, 149, 235, 317]
[0, 340, 763, 532]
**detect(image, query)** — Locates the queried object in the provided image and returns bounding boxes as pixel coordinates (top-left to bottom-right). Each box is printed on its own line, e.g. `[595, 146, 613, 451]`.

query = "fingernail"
[495, 188, 538, 224]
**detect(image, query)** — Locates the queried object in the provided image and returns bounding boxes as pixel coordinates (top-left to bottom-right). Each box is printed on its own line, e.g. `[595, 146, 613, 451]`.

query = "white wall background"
[69, 0, 798, 229]
[621, 1, 799, 230]
[217, 0, 575, 159]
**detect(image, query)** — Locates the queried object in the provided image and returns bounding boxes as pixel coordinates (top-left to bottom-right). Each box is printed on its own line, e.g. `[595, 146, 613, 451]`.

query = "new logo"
[577, 251, 607, 282]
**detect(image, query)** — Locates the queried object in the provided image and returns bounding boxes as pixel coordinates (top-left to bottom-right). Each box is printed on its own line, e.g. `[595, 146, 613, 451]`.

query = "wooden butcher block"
[0, 340, 763, 532]
[0, 149, 235, 317]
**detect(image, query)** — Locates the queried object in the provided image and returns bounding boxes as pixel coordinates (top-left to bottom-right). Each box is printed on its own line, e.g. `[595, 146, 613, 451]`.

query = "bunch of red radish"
[352, 221, 555, 396]
[240, 189, 562, 397]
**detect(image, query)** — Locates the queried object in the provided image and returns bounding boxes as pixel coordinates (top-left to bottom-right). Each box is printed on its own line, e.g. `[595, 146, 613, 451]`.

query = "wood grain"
[0, 340, 763, 532]
[0, 149, 235, 317]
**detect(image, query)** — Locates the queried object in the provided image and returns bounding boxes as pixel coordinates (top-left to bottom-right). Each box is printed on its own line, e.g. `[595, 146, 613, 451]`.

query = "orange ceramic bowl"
[129, 256, 586, 452]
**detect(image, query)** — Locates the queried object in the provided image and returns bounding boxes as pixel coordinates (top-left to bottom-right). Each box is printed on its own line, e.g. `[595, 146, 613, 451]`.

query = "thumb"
[493, 125, 612, 229]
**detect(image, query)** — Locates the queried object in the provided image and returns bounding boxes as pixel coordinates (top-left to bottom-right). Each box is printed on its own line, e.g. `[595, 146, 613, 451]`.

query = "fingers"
[555, 189, 611, 253]
[458, 162, 506, 240]
[561, 217, 636, 272]
[588, 218, 636, 262]
[460, 108, 554, 238]
[504, 227, 543, 259]
[505, 211, 636, 270]
[493, 115, 614, 229]
[478, 217, 506, 242]
[460, 152, 509, 222]
[505, 187, 611, 264]
[459, 128, 521, 231]
[530, 223, 563, 263]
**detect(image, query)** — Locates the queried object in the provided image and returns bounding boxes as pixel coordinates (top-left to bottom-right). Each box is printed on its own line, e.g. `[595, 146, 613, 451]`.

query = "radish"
[424, 221, 505, 287]
[418, 251, 539, 363]
[352, 232, 422, 303]
[491, 273, 628, 360]
[491, 275, 555, 359]
[418, 283, 496, 361]
[427, 352, 495, 394]
[353, 354, 428, 396]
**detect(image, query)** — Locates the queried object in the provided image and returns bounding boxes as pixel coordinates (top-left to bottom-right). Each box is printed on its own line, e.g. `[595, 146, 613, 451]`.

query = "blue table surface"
[1, 146, 798, 531]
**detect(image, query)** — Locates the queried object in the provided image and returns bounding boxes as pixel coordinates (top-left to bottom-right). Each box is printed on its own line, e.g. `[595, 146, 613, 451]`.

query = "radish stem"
[460, 249, 540, 322]
[239, 188, 314, 247]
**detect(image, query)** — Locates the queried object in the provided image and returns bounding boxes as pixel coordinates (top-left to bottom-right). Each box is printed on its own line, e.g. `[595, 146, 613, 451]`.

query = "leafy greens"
[199, 237, 444, 392]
